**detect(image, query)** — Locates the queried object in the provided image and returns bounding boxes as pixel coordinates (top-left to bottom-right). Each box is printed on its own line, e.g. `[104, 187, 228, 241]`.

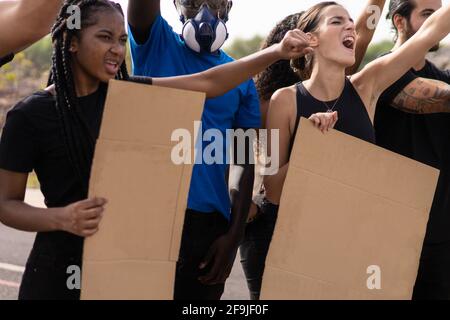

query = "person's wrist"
[50, 207, 67, 232]
[268, 43, 283, 61]
[226, 228, 245, 246]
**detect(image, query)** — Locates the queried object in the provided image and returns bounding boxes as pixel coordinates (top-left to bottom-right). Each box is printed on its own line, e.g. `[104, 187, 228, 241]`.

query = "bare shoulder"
[266, 85, 299, 133]
[269, 85, 297, 116]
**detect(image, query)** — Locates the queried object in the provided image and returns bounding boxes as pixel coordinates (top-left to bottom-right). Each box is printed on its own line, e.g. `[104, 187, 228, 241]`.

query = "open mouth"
[105, 59, 120, 74]
[342, 36, 355, 50]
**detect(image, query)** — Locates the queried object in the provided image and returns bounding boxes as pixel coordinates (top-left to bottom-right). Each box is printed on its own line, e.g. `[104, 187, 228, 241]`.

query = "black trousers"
[239, 200, 279, 300]
[413, 241, 450, 300]
[18, 248, 81, 300]
[174, 209, 230, 300]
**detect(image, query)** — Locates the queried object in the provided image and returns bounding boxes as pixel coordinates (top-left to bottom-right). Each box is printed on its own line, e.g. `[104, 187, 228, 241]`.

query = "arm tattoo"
[392, 78, 450, 114]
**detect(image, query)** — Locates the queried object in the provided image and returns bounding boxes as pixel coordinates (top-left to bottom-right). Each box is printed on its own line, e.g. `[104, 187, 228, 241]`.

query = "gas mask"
[181, 3, 229, 54]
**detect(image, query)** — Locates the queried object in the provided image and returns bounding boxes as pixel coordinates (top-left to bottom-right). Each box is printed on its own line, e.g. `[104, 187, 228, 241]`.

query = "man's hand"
[276, 29, 314, 60]
[198, 232, 240, 285]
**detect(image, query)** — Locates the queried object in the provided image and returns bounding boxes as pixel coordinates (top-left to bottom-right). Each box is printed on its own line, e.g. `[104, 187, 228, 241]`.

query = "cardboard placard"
[81, 80, 204, 300]
[260, 118, 439, 300]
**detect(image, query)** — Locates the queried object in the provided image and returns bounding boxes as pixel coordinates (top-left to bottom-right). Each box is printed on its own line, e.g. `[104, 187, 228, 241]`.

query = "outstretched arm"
[152, 30, 313, 98]
[392, 77, 450, 114]
[0, 0, 62, 57]
[128, 0, 161, 45]
[356, 3, 450, 117]
[347, 0, 386, 75]
[365, 3, 450, 94]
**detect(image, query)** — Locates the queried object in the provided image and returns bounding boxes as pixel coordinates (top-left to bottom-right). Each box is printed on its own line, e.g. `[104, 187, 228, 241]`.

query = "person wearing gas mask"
[127, 0, 261, 300]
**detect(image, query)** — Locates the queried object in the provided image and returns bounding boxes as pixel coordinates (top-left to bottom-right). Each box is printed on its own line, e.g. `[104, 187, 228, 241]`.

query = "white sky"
[117, 0, 450, 44]
[1, 0, 447, 44]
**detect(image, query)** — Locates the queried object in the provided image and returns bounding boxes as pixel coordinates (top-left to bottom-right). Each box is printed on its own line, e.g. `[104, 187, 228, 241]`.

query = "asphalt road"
[0, 189, 249, 300]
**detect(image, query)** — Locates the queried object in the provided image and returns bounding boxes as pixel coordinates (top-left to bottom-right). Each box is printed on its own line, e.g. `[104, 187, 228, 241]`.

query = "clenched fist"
[276, 29, 314, 60]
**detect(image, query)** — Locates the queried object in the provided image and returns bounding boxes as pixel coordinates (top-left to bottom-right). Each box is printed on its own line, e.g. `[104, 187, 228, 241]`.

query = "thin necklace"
[322, 92, 343, 113]
[322, 81, 345, 113]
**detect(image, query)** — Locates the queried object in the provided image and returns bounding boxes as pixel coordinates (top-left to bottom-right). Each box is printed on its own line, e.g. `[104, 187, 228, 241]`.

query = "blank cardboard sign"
[260, 118, 439, 300]
[81, 80, 204, 300]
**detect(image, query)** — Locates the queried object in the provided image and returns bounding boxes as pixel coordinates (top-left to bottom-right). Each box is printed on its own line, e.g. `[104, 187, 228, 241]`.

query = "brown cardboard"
[260, 118, 439, 300]
[81, 80, 204, 300]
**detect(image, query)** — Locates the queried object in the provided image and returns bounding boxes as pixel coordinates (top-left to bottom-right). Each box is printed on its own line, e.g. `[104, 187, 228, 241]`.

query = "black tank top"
[290, 78, 375, 152]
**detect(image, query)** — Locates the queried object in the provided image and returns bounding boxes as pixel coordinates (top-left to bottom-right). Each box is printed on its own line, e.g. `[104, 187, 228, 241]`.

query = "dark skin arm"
[392, 77, 450, 114]
[198, 130, 255, 285]
[0, 169, 106, 236]
[127, 0, 161, 45]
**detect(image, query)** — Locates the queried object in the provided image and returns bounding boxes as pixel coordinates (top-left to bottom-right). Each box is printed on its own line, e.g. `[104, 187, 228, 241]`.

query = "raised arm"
[359, 4, 450, 101]
[391, 77, 450, 114]
[347, 0, 386, 75]
[0, 0, 62, 57]
[128, 0, 161, 44]
[152, 30, 313, 98]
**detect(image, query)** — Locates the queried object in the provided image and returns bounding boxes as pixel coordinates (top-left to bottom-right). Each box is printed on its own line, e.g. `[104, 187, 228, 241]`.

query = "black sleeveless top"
[290, 78, 375, 152]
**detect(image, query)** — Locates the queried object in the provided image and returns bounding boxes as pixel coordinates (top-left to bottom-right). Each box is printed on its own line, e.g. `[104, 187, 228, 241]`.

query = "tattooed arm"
[391, 78, 450, 114]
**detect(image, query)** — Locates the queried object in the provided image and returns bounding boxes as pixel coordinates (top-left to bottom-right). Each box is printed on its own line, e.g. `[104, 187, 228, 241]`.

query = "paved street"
[0, 189, 249, 300]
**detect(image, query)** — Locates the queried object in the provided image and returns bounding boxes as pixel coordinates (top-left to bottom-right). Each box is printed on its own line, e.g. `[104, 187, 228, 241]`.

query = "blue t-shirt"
[129, 15, 261, 220]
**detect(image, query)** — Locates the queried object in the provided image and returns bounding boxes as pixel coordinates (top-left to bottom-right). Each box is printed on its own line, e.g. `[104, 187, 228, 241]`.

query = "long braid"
[49, 0, 126, 194]
[113, 2, 130, 81]
[51, 4, 81, 181]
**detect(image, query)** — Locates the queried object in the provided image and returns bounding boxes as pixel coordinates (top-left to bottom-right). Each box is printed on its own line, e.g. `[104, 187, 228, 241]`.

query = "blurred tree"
[0, 52, 33, 90]
[359, 40, 394, 70]
[224, 35, 265, 59]
[24, 35, 52, 74]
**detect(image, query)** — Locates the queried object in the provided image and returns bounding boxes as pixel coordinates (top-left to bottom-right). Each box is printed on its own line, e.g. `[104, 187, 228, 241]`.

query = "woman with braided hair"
[0, 0, 321, 300]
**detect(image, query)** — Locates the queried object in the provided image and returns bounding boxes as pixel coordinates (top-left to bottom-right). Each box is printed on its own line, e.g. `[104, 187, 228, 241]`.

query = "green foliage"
[24, 35, 52, 73]
[360, 40, 394, 70]
[224, 35, 265, 59]
[0, 36, 53, 92]
[0, 52, 34, 90]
